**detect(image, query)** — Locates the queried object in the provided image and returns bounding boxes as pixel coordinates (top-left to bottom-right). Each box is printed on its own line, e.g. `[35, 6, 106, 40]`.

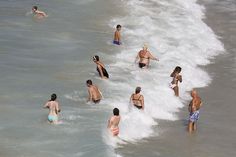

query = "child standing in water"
[107, 108, 120, 136]
[170, 66, 182, 96]
[43, 94, 61, 124]
[113, 25, 122, 45]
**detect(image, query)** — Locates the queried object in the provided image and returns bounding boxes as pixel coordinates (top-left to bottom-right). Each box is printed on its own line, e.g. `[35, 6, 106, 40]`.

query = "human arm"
[129, 94, 133, 104]
[56, 103, 61, 114]
[148, 52, 159, 61]
[178, 75, 182, 83]
[43, 102, 49, 108]
[107, 118, 111, 128]
[87, 88, 92, 102]
[39, 11, 47, 17]
[170, 71, 175, 77]
[98, 87, 103, 98]
[141, 95, 144, 110]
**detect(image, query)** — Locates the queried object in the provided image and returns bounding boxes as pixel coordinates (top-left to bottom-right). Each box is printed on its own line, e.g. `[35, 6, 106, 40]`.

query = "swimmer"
[170, 66, 182, 96]
[32, 6, 47, 18]
[113, 25, 122, 45]
[130, 87, 144, 110]
[86, 80, 102, 104]
[107, 108, 120, 136]
[135, 44, 159, 68]
[43, 93, 61, 124]
[93, 55, 109, 79]
[188, 90, 202, 133]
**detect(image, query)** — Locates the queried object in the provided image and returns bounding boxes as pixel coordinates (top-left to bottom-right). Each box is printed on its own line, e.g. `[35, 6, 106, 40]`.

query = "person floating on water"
[32, 6, 47, 18]
[188, 90, 202, 133]
[113, 25, 122, 45]
[135, 44, 159, 68]
[107, 108, 120, 136]
[86, 80, 102, 104]
[170, 66, 182, 96]
[130, 87, 144, 110]
[43, 93, 61, 124]
[93, 55, 109, 79]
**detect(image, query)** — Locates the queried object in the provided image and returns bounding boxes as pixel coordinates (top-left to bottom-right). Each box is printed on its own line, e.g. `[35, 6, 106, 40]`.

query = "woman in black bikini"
[130, 87, 144, 110]
[93, 55, 109, 79]
[135, 44, 159, 69]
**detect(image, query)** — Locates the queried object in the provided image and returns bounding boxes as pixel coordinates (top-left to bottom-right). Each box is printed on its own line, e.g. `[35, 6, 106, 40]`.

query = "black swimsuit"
[93, 99, 101, 104]
[139, 63, 146, 68]
[97, 66, 109, 78]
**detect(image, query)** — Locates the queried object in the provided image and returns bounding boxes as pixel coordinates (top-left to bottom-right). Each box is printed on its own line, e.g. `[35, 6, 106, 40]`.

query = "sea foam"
[104, 0, 224, 146]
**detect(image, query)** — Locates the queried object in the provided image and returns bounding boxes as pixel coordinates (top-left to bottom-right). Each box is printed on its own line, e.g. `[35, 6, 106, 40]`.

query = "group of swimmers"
[37, 6, 202, 135]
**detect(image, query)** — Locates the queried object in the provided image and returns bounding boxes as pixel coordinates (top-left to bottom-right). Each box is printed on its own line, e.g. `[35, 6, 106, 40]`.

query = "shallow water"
[0, 0, 231, 157]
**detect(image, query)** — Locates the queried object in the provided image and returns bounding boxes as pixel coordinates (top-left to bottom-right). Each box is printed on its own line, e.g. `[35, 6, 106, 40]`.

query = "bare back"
[89, 85, 102, 100]
[109, 116, 120, 129]
[114, 30, 121, 41]
[44, 101, 59, 116]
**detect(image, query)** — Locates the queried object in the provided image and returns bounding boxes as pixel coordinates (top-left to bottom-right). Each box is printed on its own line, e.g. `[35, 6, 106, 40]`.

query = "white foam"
[105, 0, 224, 147]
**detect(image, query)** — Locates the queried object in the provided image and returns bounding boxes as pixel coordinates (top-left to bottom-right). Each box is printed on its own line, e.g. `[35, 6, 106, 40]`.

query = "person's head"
[86, 79, 93, 87]
[135, 87, 141, 94]
[116, 24, 122, 31]
[93, 55, 99, 62]
[32, 6, 38, 12]
[191, 89, 197, 98]
[50, 93, 57, 101]
[113, 108, 119, 116]
[143, 43, 148, 51]
[174, 66, 182, 73]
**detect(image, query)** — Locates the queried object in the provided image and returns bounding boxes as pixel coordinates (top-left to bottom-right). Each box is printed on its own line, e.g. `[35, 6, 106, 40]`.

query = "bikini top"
[139, 50, 149, 59]
[132, 94, 142, 102]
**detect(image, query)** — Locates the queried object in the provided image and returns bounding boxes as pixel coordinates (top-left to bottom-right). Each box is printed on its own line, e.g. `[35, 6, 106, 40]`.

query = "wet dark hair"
[33, 6, 38, 10]
[135, 87, 141, 94]
[93, 55, 99, 61]
[174, 66, 182, 73]
[86, 79, 93, 85]
[113, 108, 119, 116]
[116, 25, 121, 29]
[50, 93, 57, 101]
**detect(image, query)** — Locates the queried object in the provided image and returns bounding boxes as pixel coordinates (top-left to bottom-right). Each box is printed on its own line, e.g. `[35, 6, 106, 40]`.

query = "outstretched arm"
[148, 52, 158, 61]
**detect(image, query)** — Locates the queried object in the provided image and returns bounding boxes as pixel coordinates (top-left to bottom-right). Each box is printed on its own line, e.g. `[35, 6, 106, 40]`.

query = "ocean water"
[0, 0, 226, 157]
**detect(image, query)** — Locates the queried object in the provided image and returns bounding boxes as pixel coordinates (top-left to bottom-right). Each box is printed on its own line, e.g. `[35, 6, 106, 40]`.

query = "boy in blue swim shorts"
[113, 25, 122, 45]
